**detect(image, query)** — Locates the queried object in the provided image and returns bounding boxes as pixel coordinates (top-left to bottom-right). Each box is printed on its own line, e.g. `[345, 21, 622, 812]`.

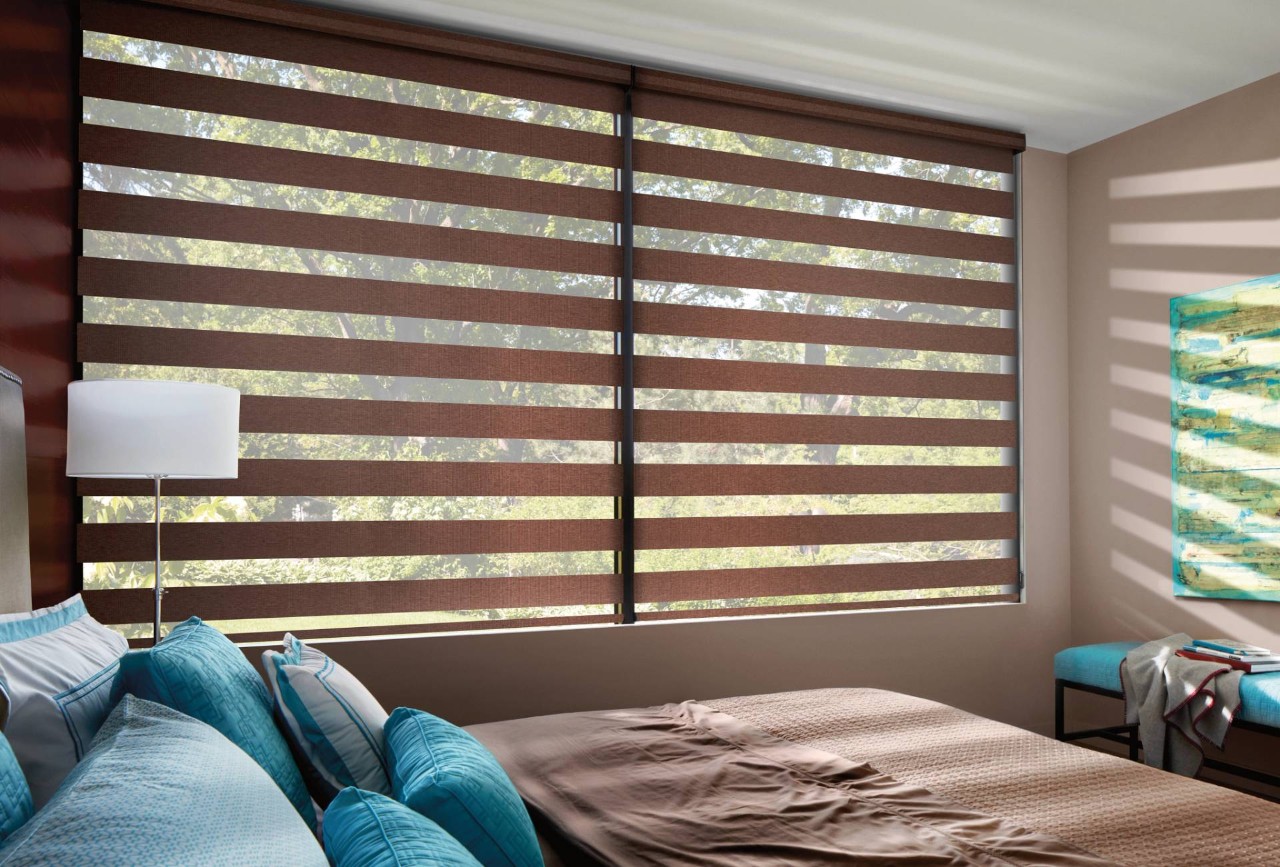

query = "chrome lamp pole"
[153, 474, 163, 644]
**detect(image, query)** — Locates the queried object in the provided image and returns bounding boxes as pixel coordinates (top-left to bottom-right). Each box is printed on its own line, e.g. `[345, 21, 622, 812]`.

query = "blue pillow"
[119, 617, 315, 828]
[324, 787, 482, 867]
[0, 731, 31, 845]
[387, 708, 541, 867]
[0, 696, 326, 866]
[263, 634, 390, 805]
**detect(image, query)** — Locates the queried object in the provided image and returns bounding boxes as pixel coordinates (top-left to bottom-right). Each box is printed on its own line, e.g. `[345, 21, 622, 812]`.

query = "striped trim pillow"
[263, 635, 390, 805]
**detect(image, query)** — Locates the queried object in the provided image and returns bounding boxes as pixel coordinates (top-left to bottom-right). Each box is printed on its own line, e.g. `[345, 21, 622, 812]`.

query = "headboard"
[0, 366, 33, 614]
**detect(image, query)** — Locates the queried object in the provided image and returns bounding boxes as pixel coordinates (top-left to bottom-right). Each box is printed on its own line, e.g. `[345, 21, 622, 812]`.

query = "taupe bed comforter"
[470, 688, 1280, 867]
[717, 689, 1280, 867]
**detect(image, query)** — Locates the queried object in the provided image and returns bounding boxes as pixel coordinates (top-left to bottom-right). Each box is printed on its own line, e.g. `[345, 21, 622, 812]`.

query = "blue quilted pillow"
[387, 708, 541, 867]
[0, 696, 326, 866]
[324, 787, 481, 867]
[0, 731, 31, 844]
[119, 617, 315, 828]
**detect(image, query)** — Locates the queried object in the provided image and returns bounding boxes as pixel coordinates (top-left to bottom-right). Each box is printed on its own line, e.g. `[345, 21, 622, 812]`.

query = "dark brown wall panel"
[0, 0, 76, 608]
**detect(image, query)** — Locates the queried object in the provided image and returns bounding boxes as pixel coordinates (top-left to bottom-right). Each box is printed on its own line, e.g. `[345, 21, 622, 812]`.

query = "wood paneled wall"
[0, 0, 77, 608]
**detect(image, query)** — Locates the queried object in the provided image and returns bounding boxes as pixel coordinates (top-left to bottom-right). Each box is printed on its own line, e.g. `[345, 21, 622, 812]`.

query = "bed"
[471, 687, 1280, 866]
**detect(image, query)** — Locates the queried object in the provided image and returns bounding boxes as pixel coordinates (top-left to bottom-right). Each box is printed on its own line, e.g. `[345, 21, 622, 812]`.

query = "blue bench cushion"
[1053, 642, 1140, 694]
[1240, 673, 1280, 729]
[1055, 642, 1280, 728]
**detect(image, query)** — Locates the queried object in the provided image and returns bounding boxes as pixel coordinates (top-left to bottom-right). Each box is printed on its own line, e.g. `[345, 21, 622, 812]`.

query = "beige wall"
[1067, 73, 1280, 653]
[262, 149, 1073, 735]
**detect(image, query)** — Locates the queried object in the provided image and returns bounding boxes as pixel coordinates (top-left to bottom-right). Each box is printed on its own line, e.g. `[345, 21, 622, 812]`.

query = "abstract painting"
[1171, 273, 1280, 602]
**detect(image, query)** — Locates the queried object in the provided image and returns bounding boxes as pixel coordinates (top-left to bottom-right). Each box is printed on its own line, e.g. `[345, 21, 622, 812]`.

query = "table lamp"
[67, 380, 240, 644]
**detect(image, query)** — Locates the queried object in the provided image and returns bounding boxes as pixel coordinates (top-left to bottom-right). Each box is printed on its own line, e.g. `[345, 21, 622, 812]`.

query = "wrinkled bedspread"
[711, 688, 1280, 867]
[470, 698, 1115, 866]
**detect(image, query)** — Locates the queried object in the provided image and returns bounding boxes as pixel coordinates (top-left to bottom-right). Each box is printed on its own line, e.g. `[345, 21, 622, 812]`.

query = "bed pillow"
[0, 695, 326, 866]
[119, 616, 315, 829]
[324, 787, 482, 867]
[263, 634, 390, 806]
[387, 707, 542, 867]
[0, 732, 31, 845]
[0, 594, 127, 806]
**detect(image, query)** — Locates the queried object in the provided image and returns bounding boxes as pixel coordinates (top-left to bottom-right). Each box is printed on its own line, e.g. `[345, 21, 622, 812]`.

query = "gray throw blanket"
[1120, 634, 1242, 776]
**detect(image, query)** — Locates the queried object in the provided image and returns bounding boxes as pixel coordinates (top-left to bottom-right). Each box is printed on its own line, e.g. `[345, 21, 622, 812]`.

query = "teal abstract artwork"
[1171, 273, 1280, 602]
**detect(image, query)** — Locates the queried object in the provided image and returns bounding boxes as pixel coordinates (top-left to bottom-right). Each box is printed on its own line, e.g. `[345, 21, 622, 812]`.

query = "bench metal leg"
[1054, 679, 1064, 740]
[1055, 679, 1140, 761]
[1057, 678, 1280, 798]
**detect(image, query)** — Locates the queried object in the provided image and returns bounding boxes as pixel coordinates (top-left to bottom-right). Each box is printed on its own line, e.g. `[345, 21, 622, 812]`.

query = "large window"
[76, 0, 1023, 641]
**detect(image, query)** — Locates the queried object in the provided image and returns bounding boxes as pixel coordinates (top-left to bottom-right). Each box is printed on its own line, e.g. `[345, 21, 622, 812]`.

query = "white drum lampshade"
[67, 379, 239, 645]
[67, 380, 240, 480]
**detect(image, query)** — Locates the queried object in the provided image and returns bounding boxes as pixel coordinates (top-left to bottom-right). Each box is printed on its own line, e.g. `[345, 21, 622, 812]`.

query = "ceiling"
[302, 0, 1280, 152]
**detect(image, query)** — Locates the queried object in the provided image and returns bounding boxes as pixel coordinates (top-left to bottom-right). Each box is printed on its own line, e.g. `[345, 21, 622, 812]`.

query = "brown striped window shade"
[76, 0, 1023, 642]
[626, 73, 1022, 620]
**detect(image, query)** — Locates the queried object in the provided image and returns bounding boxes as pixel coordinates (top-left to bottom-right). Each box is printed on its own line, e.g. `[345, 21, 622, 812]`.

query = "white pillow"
[263, 634, 390, 804]
[0, 594, 128, 807]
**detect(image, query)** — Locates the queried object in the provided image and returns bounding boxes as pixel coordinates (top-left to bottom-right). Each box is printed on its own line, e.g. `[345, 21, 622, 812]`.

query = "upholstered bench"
[1054, 642, 1280, 789]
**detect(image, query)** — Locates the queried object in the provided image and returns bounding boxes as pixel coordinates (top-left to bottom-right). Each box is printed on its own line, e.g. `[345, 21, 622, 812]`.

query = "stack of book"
[1178, 639, 1280, 674]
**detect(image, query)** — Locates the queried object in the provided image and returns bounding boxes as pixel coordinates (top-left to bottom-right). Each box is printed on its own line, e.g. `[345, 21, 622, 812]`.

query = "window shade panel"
[78, 0, 1023, 638]
[633, 195, 1014, 264]
[631, 81, 1018, 621]
[632, 249, 1015, 309]
[79, 461, 622, 497]
[80, 193, 620, 276]
[83, 575, 622, 624]
[79, 325, 623, 387]
[81, 0, 625, 114]
[633, 594, 1019, 622]
[634, 465, 1016, 497]
[636, 559, 1018, 602]
[631, 88, 1016, 173]
[238, 397, 621, 439]
[78, 1, 626, 639]
[80, 59, 622, 167]
[633, 141, 1014, 219]
[635, 303, 1015, 354]
[635, 357, 1014, 400]
[79, 126, 622, 223]
[78, 259, 623, 331]
[635, 413, 1014, 446]
[79, 520, 623, 561]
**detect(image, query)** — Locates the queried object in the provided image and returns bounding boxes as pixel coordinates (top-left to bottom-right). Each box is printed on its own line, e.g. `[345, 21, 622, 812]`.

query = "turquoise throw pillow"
[387, 708, 541, 867]
[119, 617, 315, 828]
[0, 732, 31, 845]
[324, 787, 481, 867]
[0, 696, 326, 866]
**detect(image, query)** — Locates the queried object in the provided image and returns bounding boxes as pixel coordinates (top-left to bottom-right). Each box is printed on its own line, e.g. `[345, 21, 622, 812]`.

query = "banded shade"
[628, 73, 1021, 619]
[76, 0, 1023, 641]
[77, 0, 627, 640]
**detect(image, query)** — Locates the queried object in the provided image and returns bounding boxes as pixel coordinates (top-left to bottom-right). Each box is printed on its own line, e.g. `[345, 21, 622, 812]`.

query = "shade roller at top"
[76, 0, 1023, 640]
